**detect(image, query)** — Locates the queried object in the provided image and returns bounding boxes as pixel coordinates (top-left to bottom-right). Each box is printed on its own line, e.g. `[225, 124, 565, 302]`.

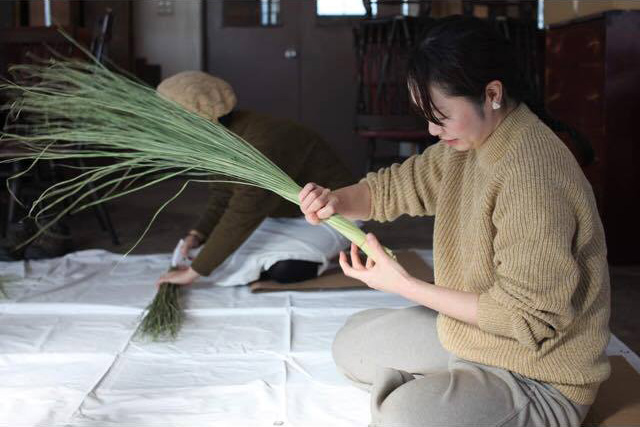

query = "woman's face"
[422, 85, 498, 152]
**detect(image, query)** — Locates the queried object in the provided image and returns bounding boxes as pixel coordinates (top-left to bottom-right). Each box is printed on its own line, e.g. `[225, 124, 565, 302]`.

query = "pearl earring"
[492, 100, 501, 110]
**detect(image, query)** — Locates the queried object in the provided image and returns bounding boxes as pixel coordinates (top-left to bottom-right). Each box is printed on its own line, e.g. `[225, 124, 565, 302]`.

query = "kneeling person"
[155, 71, 355, 287]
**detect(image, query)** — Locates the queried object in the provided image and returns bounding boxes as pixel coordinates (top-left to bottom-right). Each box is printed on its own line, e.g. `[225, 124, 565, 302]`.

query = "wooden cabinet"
[545, 11, 640, 264]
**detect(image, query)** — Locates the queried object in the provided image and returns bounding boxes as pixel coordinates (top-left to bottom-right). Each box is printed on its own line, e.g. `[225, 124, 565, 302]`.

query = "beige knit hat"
[156, 71, 237, 122]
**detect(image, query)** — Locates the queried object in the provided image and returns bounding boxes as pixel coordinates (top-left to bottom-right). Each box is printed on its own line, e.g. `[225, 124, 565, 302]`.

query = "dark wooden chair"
[0, 9, 119, 245]
[353, 14, 438, 171]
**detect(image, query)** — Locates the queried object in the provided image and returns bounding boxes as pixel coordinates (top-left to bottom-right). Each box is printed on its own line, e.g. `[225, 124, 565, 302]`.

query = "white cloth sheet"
[0, 249, 638, 427]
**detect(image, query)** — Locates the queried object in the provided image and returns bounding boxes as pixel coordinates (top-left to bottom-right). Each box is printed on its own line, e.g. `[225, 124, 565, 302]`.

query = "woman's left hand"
[154, 266, 200, 288]
[339, 233, 412, 294]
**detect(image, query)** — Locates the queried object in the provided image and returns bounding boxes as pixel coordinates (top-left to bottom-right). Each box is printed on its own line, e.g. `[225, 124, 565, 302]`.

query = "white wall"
[133, 0, 203, 79]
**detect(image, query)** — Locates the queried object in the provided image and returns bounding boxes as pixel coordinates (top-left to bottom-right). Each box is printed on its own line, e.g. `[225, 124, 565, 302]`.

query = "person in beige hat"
[156, 71, 237, 123]
[154, 71, 355, 288]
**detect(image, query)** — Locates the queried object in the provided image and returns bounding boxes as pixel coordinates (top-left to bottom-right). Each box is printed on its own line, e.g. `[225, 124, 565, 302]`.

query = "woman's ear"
[485, 80, 504, 110]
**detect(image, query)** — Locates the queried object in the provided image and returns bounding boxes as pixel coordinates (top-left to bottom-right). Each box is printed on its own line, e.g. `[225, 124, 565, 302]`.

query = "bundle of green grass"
[138, 269, 183, 341]
[0, 46, 391, 340]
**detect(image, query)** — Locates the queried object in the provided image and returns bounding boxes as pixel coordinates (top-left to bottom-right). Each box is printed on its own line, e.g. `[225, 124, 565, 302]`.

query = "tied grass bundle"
[137, 268, 183, 341]
[0, 277, 8, 299]
[0, 46, 392, 261]
[0, 275, 18, 299]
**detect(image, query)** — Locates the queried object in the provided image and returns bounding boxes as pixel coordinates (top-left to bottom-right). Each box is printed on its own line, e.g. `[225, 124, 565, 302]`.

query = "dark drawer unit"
[545, 10, 640, 265]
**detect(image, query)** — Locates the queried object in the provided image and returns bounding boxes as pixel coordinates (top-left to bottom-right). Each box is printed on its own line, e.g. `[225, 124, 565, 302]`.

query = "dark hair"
[407, 15, 526, 126]
[406, 15, 595, 164]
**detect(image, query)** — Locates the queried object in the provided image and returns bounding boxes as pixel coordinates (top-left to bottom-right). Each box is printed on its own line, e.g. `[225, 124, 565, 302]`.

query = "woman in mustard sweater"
[299, 16, 610, 427]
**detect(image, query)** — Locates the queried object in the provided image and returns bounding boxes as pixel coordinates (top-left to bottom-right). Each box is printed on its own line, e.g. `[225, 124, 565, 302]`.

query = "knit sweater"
[363, 104, 611, 405]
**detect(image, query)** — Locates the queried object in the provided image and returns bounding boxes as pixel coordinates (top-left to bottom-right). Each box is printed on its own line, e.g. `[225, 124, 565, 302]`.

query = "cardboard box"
[583, 356, 640, 426]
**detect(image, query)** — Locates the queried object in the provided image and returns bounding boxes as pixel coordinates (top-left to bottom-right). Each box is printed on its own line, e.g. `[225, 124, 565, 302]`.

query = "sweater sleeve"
[477, 174, 580, 350]
[190, 112, 317, 277]
[190, 185, 282, 276]
[192, 182, 233, 237]
[363, 142, 447, 221]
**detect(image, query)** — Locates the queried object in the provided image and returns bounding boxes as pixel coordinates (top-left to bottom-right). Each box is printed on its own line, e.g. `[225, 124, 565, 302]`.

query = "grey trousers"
[332, 306, 591, 427]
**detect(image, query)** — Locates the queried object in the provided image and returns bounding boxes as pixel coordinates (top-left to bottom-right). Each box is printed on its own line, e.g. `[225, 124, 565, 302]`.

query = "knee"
[371, 370, 466, 427]
[331, 309, 390, 384]
[371, 366, 521, 427]
[371, 367, 428, 427]
[331, 315, 360, 376]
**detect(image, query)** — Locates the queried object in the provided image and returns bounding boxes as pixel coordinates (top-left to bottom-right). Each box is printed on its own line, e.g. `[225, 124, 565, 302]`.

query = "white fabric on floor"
[0, 249, 637, 427]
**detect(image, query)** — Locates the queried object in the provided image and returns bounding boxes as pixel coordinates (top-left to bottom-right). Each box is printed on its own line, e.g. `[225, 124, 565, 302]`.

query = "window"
[316, 0, 369, 17]
[260, 0, 280, 26]
[316, 0, 425, 19]
[223, 0, 281, 27]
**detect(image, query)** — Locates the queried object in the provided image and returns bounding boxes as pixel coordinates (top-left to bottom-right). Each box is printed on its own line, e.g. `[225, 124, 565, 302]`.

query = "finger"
[350, 243, 365, 270]
[338, 251, 354, 277]
[300, 191, 317, 212]
[340, 251, 366, 283]
[366, 256, 375, 269]
[316, 201, 335, 220]
[305, 212, 321, 225]
[306, 190, 329, 214]
[301, 188, 324, 212]
[366, 233, 387, 258]
[298, 182, 317, 203]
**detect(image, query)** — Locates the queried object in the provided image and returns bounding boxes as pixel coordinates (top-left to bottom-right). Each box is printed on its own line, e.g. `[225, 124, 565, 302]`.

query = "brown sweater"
[191, 110, 354, 276]
[363, 103, 610, 405]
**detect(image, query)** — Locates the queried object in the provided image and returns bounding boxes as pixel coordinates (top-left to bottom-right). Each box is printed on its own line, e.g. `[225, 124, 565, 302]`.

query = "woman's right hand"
[299, 182, 339, 225]
[181, 230, 203, 258]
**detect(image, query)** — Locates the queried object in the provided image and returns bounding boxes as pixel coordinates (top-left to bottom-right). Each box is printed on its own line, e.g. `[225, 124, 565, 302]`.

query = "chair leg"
[85, 179, 120, 246]
[96, 202, 120, 245]
[76, 157, 120, 246]
[91, 203, 108, 231]
[5, 161, 22, 238]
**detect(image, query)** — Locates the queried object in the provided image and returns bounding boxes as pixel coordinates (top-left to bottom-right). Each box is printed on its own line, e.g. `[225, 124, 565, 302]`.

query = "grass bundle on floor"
[0, 38, 391, 339]
[0, 278, 7, 299]
[136, 268, 183, 341]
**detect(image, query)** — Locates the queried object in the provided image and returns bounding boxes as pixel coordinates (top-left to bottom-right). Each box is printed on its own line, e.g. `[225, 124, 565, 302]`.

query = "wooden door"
[205, 0, 365, 174]
[205, 0, 301, 122]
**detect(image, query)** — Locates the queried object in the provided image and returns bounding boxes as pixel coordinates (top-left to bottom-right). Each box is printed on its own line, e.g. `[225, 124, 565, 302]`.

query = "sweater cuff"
[190, 255, 212, 277]
[188, 229, 206, 241]
[192, 222, 212, 240]
[359, 176, 375, 221]
[477, 292, 514, 339]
